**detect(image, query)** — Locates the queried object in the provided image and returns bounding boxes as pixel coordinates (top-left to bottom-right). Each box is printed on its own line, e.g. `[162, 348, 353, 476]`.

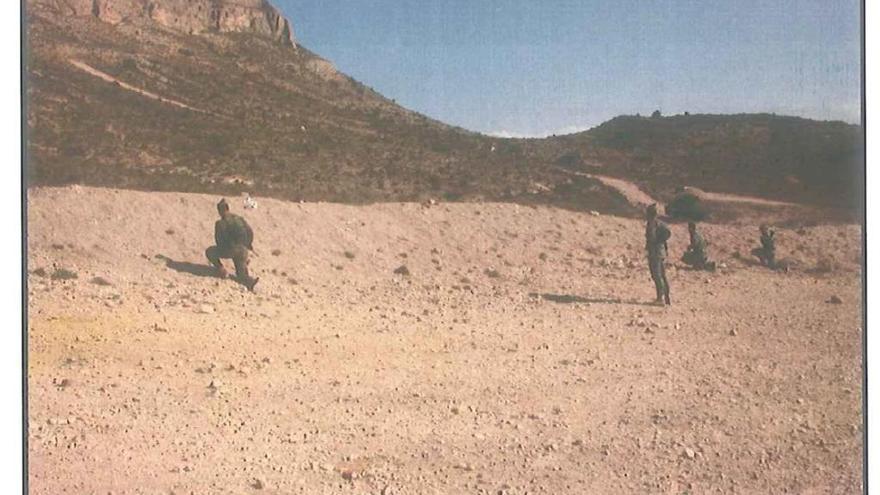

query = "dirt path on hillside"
[683, 186, 801, 207]
[586, 174, 658, 208]
[557, 167, 805, 213]
[27, 186, 863, 494]
[69, 59, 210, 114]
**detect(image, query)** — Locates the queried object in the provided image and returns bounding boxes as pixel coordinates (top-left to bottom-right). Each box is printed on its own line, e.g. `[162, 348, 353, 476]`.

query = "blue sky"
[276, 0, 861, 137]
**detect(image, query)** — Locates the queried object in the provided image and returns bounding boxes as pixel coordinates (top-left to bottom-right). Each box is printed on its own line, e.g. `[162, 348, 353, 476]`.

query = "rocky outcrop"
[35, 0, 296, 46]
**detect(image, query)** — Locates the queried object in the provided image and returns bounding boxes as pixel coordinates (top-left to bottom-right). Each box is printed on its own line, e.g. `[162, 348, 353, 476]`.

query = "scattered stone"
[827, 295, 843, 304]
[484, 268, 501, 278]
[251, 478, 264, 489]
[729, 329, 737, 336]
[683, 447, 696, 459]
[32, 267, 47, 277]
[198, 304, 215, 314]
[89, 276, 113, 286]
[271, 249, 282, 256]
[393, 265, 410, 276]
[589, 210, 600, 216]
[344, 251, 356, 260]
[50, 268, 78, 281]
[165, 228, 175, 235]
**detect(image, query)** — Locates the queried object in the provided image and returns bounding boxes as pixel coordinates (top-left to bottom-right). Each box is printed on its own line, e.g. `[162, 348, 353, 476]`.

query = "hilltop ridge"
[31, 0, 295, 45]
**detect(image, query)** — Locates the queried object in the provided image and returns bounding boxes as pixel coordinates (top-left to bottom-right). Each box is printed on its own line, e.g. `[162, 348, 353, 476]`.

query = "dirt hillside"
[26, 0, 862, 219]
[28, 186, 862, 494]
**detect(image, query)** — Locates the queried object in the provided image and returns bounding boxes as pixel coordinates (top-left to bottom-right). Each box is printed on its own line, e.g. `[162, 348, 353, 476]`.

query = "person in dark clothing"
[205, 198, 259, 291]
[645, 204, 671, 305]
[751, 224, 776, 268]
[681, 222, 716, 271]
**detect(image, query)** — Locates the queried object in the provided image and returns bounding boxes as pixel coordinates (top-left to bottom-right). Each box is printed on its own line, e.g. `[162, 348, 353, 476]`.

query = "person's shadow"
[530, 293, 659, 307]
[156, 254, 217, 278]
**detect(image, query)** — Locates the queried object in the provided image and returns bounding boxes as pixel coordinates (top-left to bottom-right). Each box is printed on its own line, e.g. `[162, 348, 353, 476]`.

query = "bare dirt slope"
[28, 187, 862, 494]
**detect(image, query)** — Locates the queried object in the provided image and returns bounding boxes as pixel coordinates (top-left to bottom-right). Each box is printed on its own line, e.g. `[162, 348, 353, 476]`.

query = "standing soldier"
[205, 198, 260, 291]
[751, 224, 776, 268]
[681, 222, 716, 271]
[645, 204, 671, 305]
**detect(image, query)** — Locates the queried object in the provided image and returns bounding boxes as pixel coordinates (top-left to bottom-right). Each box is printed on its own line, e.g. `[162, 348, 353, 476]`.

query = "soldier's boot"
[216, 266, 229, 279]
[232, 252, 259, 291]
[654, 286, 665, 305]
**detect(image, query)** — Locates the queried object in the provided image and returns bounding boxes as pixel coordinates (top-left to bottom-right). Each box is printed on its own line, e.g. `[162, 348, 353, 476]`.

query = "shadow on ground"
[156, 254, 217, 278]
[530, 293, 659, 307]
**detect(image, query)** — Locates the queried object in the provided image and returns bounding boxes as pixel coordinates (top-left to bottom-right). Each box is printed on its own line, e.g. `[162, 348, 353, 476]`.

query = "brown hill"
[536, 114, 864, 211]
[26, 0, 634, 216]
[25, 0, 863, 221]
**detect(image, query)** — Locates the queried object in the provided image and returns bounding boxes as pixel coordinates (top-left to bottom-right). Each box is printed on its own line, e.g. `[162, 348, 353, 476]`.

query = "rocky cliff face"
[34, 0, 296, 46]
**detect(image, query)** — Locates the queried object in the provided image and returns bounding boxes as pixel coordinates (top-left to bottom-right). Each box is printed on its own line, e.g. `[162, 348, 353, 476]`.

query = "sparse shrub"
[271, 249, 282, 256]
[32, 267, 47, 277]
[484, 268, 501, 278]
[343, 251, 355, 259]
[90, 276, 112, 286]
[117, 58, 138, 72]
[556, 151, 583, 170]
[666, 192, 708, 221]
[51, 268, 78, 281]
[810, 257, 838, 274]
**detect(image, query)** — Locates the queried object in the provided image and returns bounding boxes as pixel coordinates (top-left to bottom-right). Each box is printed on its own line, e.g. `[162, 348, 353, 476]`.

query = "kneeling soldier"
[681, 222, 716, 271]
[205, 198, 260, 291]
[750, 224, 776, 268]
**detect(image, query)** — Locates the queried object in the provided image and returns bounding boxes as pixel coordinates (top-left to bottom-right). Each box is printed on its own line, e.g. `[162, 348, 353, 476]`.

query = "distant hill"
[25, 0, 863, 219]
[538, 114, 863, 210]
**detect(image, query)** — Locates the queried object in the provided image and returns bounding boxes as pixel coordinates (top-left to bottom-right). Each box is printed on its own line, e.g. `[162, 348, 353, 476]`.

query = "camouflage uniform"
[645, 208, 671, 305]
[206, 201, 258, 290]
[751, 225, 776, 268]
[681, 224, 714, 270]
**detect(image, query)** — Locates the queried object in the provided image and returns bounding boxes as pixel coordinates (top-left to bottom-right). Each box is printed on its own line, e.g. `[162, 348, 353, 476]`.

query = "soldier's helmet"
[645, 203, 658, 219]
[759, 224, 770, 234]
[217, 198, 230, 214]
